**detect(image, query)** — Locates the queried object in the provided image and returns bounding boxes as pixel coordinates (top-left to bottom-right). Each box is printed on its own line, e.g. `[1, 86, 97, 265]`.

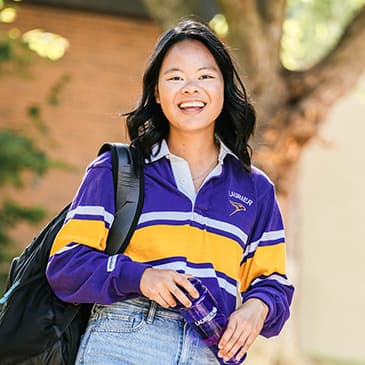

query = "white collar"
[146, 139, 239, 164]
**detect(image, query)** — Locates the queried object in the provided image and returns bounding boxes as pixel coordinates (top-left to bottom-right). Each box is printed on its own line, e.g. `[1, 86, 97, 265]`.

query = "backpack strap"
[98, 143, 144, 255]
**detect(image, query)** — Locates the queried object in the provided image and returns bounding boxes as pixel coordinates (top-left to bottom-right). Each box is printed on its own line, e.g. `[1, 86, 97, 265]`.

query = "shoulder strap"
[97, 143, 144, 255]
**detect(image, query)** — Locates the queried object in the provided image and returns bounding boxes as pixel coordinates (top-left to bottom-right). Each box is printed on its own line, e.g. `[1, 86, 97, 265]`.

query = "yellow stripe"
[239, 243, 286, 292]
[126, 224, 243, 280]
[50, 219, 109, 256]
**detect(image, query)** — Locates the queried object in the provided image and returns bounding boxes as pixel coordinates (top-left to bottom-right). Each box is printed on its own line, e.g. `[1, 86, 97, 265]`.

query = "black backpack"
[0, 143, 144, 365]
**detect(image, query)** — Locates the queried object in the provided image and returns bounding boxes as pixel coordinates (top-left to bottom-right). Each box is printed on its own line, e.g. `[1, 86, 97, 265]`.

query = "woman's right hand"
[140, 268, 199, 308]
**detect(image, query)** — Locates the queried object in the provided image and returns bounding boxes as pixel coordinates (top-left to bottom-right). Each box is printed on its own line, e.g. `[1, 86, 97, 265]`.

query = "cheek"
[212, 86, 224, 112]
[156, 83, 175, 104]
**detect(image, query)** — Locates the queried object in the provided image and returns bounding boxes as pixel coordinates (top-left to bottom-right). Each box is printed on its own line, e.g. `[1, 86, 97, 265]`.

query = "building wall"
[296, 73, 365, 364]
[0, 4, 160, 242]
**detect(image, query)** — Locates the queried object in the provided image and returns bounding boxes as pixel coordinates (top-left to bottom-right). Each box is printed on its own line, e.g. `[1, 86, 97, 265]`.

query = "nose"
[181, 81, 200, 95]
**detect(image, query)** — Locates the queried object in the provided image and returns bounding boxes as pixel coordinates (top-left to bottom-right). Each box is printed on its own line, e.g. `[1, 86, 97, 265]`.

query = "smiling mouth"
[178, 101, 206, 110]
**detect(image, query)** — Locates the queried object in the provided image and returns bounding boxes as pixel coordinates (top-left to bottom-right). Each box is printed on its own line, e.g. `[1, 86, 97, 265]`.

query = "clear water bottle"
[176, 277, 244, 365]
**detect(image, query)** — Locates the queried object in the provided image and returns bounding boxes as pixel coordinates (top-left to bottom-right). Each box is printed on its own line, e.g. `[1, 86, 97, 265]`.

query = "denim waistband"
[92, 296, 184, 323]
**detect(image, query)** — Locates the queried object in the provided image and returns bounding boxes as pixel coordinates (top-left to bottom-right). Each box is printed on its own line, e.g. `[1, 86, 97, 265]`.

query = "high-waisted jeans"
[75, 297, 220, 365]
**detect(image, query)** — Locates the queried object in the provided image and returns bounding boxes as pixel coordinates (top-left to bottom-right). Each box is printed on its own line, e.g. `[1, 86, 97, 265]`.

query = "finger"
[224, 331, 256, 362]
[174, 275, 200, 299]
[240, 333, 256, 354]
[218, 323, 250, 359]
[155, 293, 173, 308]
[235, 346, 247, 362]
[219, 331, 245, 360]
[170, 285, 192, 308]
[218, 321, 236, 350]
[149, 283, 177, 308]
[160, 287, 179, 308]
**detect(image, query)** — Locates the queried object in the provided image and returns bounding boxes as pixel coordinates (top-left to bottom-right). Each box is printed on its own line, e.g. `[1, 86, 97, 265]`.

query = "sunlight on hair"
[22, 29, 69, 60]
[0, 7, 16, 23]
[209, 14, 229, 38]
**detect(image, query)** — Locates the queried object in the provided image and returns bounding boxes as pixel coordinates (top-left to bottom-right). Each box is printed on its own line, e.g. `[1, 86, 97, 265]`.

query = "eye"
[199, 74, 215, 80]
[168, 76, 183, 81]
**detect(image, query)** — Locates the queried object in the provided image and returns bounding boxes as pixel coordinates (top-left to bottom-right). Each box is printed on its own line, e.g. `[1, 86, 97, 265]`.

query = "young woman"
[46, 20, 294, 365]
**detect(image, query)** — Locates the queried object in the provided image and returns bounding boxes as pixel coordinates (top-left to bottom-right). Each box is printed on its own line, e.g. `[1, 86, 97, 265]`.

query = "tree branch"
[256, 0, 287, 63]
[142, 0, 197, 29]
[254, 5, 365, 194]
[285, 5, 365, 102]
[218, 0, 269, 94]
[218, 0, 289, 133]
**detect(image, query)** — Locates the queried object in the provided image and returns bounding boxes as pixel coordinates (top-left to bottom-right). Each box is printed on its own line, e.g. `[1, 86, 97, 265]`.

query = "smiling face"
[155, 39, 224, 138]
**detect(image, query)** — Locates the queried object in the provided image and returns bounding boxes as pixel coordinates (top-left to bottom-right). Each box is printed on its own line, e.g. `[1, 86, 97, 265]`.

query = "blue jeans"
[75, 297, 220, 365]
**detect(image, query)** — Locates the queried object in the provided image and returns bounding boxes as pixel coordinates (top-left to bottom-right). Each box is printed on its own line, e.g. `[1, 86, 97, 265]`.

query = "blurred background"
[0, 1, 364, 364]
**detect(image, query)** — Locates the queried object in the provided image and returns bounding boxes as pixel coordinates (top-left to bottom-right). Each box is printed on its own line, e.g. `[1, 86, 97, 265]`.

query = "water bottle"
[176, 277, 244, 365]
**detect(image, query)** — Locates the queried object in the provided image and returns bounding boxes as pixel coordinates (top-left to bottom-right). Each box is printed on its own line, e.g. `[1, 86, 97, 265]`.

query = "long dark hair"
[126, 19, 256, 171]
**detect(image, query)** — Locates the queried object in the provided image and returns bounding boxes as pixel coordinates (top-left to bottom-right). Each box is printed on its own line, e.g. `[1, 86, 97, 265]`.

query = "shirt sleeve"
[46, 151, 151, 304]
[239, 180, 294, 338]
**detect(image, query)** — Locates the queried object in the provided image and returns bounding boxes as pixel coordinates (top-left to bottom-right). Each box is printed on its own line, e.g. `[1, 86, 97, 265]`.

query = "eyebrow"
[162, 66, 219, 75]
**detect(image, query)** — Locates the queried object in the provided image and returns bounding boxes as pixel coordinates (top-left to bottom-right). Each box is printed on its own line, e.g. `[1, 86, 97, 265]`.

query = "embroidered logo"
[229, 200, 246, 216]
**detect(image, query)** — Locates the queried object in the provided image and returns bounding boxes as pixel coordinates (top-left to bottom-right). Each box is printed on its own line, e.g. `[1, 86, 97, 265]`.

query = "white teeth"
[179, 101, 205, 108]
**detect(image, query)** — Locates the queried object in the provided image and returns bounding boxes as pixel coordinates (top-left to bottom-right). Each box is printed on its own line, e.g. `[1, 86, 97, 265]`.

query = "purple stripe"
[144, 256, 237, 287]
[251, 272, 289, 282]
[240, 251, 255, 265]
[259, 237, 285, 246]
[189, 221, 246, 247]
[137, 219, 189, 229]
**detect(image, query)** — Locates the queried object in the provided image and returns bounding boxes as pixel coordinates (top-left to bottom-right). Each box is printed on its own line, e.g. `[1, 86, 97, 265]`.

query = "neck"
[167, 132, 219, 192]
[167, 132, 218, 165]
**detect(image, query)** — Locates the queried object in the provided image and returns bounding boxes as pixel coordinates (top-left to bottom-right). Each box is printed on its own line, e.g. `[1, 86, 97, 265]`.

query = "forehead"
[160, 39, 219, 70]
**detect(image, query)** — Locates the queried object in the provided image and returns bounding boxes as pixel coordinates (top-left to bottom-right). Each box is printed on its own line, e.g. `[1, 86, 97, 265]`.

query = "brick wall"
[0, 4, 161, 245]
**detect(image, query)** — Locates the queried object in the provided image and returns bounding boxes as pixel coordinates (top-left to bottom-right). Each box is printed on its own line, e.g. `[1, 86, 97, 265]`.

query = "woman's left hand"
[217, 298, 269, 363]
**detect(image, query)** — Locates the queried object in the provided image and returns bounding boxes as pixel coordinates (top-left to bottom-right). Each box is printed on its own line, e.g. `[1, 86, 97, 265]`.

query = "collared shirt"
[46, 140, 294, 338]
[148, 139, 237, 202]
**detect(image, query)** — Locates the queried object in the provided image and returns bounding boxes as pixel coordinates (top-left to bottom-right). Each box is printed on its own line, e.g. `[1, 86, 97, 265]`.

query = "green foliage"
[48, 73, 72, 106]
[281, 0, 365, 70]
[0, 0, 69, 77]
[0, 199, 45, 251]
[0, 129, 51, 286]
[0, 0, 70, 287]
[0, 129, 51, 188]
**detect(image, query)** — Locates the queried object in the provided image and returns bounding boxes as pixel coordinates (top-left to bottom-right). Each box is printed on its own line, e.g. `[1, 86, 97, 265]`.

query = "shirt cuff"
[118, 261, 152, 295]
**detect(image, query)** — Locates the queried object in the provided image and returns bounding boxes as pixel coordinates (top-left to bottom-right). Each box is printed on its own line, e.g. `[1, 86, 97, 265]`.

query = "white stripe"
[66, 206, 114, 225]
[107, 255, 118, 272]
[242, 229, 285, 260]
[139, 211, 248, 244]
[52, 243, 79, 256]
[261, 229, 285, 242]
[251, 274, 292, 287]
[152, 261, 237, 297]
[139, 211, 190, 224]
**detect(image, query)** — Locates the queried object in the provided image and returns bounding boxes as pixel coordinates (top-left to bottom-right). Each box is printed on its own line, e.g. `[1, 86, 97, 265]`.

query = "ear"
[154, 87, 160, 104]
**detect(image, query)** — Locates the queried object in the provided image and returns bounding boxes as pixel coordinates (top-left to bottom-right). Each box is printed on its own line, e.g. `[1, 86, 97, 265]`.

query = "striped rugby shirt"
[46, 140, 294, 337]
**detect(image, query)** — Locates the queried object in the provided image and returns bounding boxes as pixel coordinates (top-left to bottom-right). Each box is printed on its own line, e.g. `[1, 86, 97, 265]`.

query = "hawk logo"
[229, 200, 246, 216]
